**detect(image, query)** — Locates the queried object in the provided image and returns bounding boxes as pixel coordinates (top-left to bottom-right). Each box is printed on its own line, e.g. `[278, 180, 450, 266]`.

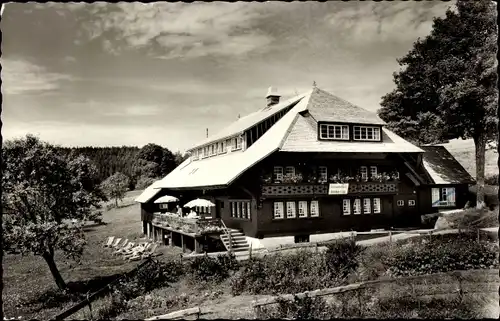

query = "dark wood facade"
[139, 150, 472, 240]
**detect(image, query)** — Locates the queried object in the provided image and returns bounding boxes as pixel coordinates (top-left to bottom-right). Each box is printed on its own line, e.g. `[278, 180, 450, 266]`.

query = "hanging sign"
[328, 183, 349, 195]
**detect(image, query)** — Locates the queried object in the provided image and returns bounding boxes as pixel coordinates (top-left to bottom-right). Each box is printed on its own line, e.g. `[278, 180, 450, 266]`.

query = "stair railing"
[220, 219, 232, 254]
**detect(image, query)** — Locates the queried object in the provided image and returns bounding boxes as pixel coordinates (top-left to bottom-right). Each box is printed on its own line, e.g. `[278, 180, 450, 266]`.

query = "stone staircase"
[220, 229, 250, 253]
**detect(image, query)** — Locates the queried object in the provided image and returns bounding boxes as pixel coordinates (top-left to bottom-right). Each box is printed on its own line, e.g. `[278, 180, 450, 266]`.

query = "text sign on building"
[328, 183, 349, 195]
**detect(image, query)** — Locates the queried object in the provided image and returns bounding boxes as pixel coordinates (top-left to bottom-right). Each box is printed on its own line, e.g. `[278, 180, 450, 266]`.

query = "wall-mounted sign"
[328, 183, 349, 195]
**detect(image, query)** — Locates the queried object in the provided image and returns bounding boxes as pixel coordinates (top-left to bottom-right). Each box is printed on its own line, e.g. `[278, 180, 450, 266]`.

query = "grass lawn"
[2, 190, 182, 320]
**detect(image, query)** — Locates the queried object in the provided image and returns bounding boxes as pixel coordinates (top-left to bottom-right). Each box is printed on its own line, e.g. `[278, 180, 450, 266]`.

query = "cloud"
[74, 2, 274, 59]
[325, 1, 453, 46]
[1, 59, 73, 95]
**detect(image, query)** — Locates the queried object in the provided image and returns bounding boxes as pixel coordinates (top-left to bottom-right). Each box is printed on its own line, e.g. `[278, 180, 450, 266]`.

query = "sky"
[1, 1, 455, 153]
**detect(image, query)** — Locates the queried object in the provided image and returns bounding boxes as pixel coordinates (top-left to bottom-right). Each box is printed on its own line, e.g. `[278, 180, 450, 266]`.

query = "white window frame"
[310, 200, 319, 217]
[319, 124, 349, 140]
[373, 198, 381, 213]
[408, 200, 416, 206]
[232, 136, 242, 151]
[353, 199, 361, 215]
[219, 141, 226, 154]
[370, 166, 377, 177]
[342, 199, 351, 215]
[274, 166, 284, 182]
[432, 187, 456, 207]
[397, 200, 404, 207]
[226, 139, 232, 152]
[286, 201, 296, 219]
[353, 126, 381, 141]
[319, 166, 328, 181]
[246, 202, 251, 219]
[274, 202, 284, 219]
[159, 203, 169, 210]
[360, 166, 368, 180]
[285, 166, 296, 176]
[210, 144, 216, 156]
[363, 198, 371, 214]
[298, 201, 308, 218]
[202, 146, 208, 158]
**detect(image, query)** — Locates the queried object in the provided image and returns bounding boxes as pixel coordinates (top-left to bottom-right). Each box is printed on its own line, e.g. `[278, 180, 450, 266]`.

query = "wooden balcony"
[152, 213, 225, 236]
[261, 181, 398, 197]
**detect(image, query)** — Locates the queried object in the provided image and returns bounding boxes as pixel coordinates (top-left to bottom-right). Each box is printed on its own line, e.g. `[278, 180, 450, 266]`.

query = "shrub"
[258, 295, 331, 320]
[324, 238, 364, 281]
[189, 253, 239, 283]
[384, 234, 499, 277]
[446, 208, 498, 229]
[485, 174, 498, 185]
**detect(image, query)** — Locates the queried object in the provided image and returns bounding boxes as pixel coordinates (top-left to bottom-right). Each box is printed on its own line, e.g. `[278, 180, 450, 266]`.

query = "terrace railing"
[261, 181, 398, 197]
[152, 213, 224, 235]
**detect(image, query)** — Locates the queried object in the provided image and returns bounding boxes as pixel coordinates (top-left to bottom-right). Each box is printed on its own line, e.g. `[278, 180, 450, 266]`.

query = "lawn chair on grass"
[123, 243, 151, 260]
[110, 238, 122, 248]
[129, 244, 159, 261]
[118, 239, 129, 248]
[103, 236, 115, 247]
[113, 242, 135, 256]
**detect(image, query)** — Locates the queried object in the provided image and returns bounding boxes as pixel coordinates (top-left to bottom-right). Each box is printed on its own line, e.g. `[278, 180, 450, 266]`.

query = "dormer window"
[353, 126, 381, 141]
[233, 136, 242, 150]
[319, 124, 349, 140]
[219, 141, 226, 154]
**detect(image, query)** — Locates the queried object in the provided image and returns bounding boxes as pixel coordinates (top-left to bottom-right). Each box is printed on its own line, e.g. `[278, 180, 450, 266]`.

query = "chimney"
[266, 86, 280, 107]
[206, 128, 208, 138]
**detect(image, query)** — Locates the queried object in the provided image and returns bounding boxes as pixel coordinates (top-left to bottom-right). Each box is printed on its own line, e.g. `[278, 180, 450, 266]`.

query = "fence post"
[249, 243, 252, 259]
[477, 229, 480, 243]
[228, 232, 233, 254]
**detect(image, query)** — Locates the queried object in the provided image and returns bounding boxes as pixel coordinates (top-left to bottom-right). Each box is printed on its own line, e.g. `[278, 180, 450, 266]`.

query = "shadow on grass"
[24, 273, 126, 311]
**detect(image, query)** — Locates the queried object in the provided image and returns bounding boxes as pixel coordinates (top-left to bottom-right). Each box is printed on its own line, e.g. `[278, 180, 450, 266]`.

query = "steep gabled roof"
[281, 113, 423, 153]
[188, 93, 307, 151]
[154, 87, 422, 189]
[135, 180, 163, 203]
[307, 88, 386, 125]
[420, 146, 476, 185]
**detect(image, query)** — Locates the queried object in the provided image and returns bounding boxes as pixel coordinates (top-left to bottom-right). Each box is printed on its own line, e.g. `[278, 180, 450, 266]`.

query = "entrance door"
[215, 200, 223, 219]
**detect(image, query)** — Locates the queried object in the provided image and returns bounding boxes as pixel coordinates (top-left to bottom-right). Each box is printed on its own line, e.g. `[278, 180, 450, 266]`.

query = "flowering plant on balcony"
[282, 173, 304, 183]
[261, 173, 273, 184]
[329, 174, 354, 183]
[317, 177, 328, 184]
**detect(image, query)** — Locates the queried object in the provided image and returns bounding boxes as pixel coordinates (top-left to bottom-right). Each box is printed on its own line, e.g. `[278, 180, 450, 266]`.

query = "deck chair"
[122, 243, 148, 257]
[111, 238, 122, 248]
[123, 243, 151, 259]
[130, 244, 158, 261]
[103, 236, 115, 247]
[118, 239, 129, 248]
[113, 242, 135, 255]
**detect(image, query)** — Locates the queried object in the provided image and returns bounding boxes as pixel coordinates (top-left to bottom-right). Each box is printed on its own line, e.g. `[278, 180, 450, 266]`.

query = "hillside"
[439, 139, 498, 178]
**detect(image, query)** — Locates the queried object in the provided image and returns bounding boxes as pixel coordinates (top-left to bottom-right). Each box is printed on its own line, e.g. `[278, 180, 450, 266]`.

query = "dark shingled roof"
[420, 146, 476, 185]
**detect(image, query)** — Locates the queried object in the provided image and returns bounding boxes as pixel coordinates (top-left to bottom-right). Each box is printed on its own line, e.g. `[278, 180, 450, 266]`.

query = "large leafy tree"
[135, 143, 178, 178]
[101, 172, 130, 207]
[378, 0, 497, 208]
[2, 135, 106, 290]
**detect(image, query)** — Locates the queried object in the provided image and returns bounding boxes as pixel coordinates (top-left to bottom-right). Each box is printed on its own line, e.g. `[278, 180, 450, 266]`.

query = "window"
[159, 204, 169, 210]
[363, 198, 371, 214]
[395, 171, 400, 179]
[360, 166, 368, 180]
[198, 148, 203, 159]
[295, 235, 310, 243]
[219, 141, 226, 154]
[342, 199, 351, 215]
[202, 146, 209, 158]
[432, 187, 456, 207]
[408, 200, 416, 206]
[373, 198, 381, 213]
[310, 200, 319, 217]
[298, 201, 308, 218]
[233, 136, 243, 150]
[319, 124, 349, 140]
[353, 199, 361, 215]
[230, 201, 251, 219]
[353, 126, 381, 141]
[274, 166, 284, 182]
[286, 202, 296, 218]
[285, 166, 295, 176]
[397, 200, 404, 206]
[370, 166, 377, 177]
[319, 166, 328, 181]
[226, 139, 232, 152]
[274, 202, 284, 219]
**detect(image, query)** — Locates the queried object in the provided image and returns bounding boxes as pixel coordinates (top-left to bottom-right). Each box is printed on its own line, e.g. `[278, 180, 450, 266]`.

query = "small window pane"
[286, 202, 296, 218]
[274, 202, 284, 219]
[353, 199, 361, 214]
[343, 199, 351, 215]
[310, 201, 319, 217]
[298, 201, 308, 218]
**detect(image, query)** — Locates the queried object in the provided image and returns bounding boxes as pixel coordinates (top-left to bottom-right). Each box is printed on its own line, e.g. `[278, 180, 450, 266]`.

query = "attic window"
[353, 126, 381, 141]
[319, 124, 349, 140]
[233, 136, 242, 150]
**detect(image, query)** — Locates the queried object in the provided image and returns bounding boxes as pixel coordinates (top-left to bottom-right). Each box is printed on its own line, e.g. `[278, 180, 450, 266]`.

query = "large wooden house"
[135, 86, 475, 252]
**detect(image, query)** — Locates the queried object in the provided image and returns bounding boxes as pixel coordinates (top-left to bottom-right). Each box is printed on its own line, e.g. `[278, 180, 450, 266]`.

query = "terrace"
[151, 213, 225, 236]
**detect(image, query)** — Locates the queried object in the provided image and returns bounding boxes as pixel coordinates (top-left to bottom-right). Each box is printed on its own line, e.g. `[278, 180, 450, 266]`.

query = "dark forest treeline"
[57, 146, 140, 184]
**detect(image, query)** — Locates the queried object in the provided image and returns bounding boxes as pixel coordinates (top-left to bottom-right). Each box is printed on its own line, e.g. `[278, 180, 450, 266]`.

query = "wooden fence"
[51, 258, 155, 320]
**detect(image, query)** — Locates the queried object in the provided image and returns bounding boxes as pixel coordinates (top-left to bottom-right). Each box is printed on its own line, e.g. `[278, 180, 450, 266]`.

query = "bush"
[258, 295, 331, 320]
[231, 249, 337, 296]
[324, 238, 364, 281]
[384, 234, 499, 277]
[189, 253, 239, 283]
[468, 185, 499, 209]
[446, 208, 498, 229]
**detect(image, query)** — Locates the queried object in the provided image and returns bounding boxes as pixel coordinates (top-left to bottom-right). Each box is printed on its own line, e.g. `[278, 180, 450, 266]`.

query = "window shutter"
[431, 188, 440, 206]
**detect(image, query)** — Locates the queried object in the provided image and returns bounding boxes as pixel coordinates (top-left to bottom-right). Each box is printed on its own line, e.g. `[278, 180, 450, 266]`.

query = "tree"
[378, 0, 497, 208]
[101, 172, 130, 207]
[136, 143, 178, 178]
[2, 135, 106, 290]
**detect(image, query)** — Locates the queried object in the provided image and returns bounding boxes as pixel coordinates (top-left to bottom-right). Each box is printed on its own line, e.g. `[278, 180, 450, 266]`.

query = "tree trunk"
[473, 134, 487, 209]
[42, 252, 67, 290]
[115, 197, 118, 208]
